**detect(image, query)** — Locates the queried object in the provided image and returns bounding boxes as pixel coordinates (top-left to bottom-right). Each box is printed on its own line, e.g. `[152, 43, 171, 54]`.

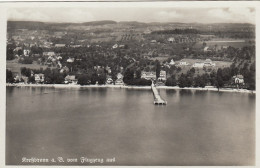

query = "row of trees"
[123, 68, 152, 86]
[77, 73, 106, 85]
[165, 65, 255, 90]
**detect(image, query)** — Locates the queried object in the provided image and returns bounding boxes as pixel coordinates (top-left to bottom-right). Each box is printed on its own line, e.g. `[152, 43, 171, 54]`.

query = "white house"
[169, 59, 175, 66]
[204, 59, 216, 67]
[64, 75, 77, 84]
[106, 76, 113, 84]
[112, 44, 118, 49]
[158, 70, 166, 81]
[178, 60, 189, 66]
[168, 37, 175, 43]
[34, 74, 44, 83]
[23, 49, 30, 56]
[55, 44, 66, 47]
[141, 71, 156, 80]
[193, 62, 205, 68]
[204, 46, 209, 52]
[43, 52, 55, 57]
[117, 73, 123, 80]
[67, 58, 75, 63]
[151, 40, 157, 43]
[233, 75, 244, 85]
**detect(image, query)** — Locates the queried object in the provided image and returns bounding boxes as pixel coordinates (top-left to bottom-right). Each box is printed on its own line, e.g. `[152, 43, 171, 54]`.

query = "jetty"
[151, 82, 167, 105]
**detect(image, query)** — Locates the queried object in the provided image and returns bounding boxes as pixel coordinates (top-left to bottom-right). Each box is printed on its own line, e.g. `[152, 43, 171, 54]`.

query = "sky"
[7, 7, 255, 24]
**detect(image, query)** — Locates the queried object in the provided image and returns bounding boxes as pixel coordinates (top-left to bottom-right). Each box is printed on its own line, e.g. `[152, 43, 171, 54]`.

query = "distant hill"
[7, 20, 255, 31]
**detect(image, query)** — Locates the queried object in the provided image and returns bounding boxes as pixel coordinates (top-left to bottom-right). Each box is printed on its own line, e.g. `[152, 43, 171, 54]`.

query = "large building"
[141, 71, 156, 80]
[158, 70, 167, 81]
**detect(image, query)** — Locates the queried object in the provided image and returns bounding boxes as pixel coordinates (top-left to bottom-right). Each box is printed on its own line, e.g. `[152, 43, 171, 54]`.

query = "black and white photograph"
[1, 1, 259, 167]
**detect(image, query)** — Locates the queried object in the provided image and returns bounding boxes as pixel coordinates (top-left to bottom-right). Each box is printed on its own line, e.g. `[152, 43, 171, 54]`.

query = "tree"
[215, 68, 224, 90]
[28, 76, 35, 84]
[21, 67, 31, 77]
[155, 60, 161, 79]
[178, 74, 187, 88]
[98, 73, 106, 85]
[136, 69, 141, 79]
[7, 45, 15, 60]
[123, 68, 134, 84]
[18, 49, 23, 56]
[90, 73, 99, 84]
[78, 74, 91, 85]
[6, 69, 14, 83]
[194, 75, 206, 88]
[165, 75, 177, 86]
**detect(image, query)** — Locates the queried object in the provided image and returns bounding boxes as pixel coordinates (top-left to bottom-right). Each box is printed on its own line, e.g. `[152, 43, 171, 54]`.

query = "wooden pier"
[151, 82, 167, 105]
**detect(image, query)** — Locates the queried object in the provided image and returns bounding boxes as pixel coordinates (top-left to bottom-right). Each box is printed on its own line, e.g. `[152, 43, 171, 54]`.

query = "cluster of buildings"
[192, 59, 216, 68]
[141, 70, 167, 82]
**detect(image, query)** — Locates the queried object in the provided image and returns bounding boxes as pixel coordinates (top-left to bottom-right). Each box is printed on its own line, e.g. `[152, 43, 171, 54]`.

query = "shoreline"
[6, 83, 255, 94]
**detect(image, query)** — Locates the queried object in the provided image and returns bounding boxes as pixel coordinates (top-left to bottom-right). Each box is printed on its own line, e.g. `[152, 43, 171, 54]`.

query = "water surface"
[6, 87, 255, 165]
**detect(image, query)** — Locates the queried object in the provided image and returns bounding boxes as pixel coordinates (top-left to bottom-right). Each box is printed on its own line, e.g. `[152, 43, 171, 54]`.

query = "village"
[6, 21, 255, 90]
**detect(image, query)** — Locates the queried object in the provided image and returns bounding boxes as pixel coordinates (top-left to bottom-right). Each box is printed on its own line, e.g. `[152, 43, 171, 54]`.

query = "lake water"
[6, 86, 255, 166]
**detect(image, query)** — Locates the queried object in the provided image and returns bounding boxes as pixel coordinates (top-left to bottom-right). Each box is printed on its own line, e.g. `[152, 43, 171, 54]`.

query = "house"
[105, 66, 112, 74]
[158, 70, 166, 81]
[119, 44, 125, 48]
[193, 62, 205, 68]
[64, 75, 77, 84]
[233, 75, 244, 85]
[23, 49, 30, 56]
[112, 44, 118, 49]
[13, 72, 21, 82]
[204, 59, 216, 67]
[115, 78, 124, 85]
[106, 76, 113, 84]
[67, 58, 75, 63]
[150, 40, 157, 43]
[169, 59, 175, 66]
[55, 44, 66, 47]
[70, 45, 82, 48]
[168, 37, 175, 43]
[178, 60, 189, 66]
[34, 74, 44, 83]
[204, 46, 209, 52]
[43, 52, 55, 57]
[117, 73, 123, 80]
[141, 71, 156, 80]
[60, 66, 70, 73]
[57, 56, 62, 60]
[13, 47, 22, 52]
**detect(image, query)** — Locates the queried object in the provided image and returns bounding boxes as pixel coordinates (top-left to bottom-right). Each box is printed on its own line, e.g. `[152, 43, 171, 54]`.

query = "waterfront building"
[141, 71, 156, 80]
[34, 74, 45, 83]
[158, 70, 167, 81]
[64, 75, 77, 84]
[233, 75, 244, 85]
[117, 73, 123, 80]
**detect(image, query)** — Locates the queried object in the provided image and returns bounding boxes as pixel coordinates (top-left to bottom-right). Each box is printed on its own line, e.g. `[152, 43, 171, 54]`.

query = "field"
[6, 59, 55, 74]
[172, 58, 232, 78]
[195, 38, 254, 48]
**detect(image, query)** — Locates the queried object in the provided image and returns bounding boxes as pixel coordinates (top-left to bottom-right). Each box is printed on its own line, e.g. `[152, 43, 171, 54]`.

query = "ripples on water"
[6, 87, 255, 165]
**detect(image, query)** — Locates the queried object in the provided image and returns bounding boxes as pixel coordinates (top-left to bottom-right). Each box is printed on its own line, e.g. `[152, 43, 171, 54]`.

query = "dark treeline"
[165, 65, 255, 90]
[152, 29, 200, 35]
[151, 29, 254, 39]
[123, 68, 152, 86]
